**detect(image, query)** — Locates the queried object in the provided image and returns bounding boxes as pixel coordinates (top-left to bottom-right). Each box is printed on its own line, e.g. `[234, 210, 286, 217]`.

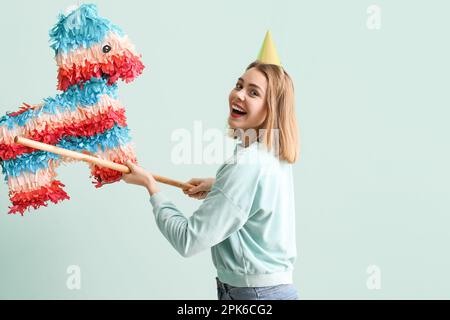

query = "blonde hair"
[238, 61, 300, 164]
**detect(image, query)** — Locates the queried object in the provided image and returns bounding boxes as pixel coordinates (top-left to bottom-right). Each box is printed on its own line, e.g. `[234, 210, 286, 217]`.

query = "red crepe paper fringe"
[0, 106, 127, 161]
[57, 52, 144, 91]
[90, 158, 137, 188]
[9, 180, 70, 215]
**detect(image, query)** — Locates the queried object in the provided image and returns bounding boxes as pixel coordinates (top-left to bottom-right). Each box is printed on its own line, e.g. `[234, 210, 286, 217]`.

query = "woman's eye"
[235, 84, 242, 89]
[250, 90, 259, 96]
[102, 45, 112, 53]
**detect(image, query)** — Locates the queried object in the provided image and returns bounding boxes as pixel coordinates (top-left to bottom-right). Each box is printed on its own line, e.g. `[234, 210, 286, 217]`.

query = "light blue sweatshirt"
[149, 142, 297, 287]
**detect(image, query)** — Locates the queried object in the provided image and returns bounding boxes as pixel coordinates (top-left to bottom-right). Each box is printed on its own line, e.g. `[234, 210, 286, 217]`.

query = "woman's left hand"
[122, 161, 160, 196]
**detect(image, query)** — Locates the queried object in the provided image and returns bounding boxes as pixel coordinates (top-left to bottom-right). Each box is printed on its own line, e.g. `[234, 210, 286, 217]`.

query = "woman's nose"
[236, 90, 245, 100]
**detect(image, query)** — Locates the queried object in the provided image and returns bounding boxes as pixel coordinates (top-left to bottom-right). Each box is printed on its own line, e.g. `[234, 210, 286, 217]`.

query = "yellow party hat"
[257, 31, 281, 67]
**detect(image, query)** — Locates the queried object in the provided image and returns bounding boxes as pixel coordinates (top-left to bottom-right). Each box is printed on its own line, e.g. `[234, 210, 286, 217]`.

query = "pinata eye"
[102, 45, 112, 53]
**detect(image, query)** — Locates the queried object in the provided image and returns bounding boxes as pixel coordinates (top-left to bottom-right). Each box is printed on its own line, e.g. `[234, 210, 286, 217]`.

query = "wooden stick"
[14, 136, 193, 190]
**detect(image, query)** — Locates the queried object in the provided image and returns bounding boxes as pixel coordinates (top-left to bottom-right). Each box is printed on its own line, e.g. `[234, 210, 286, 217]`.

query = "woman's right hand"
[183, 178, 215, 200]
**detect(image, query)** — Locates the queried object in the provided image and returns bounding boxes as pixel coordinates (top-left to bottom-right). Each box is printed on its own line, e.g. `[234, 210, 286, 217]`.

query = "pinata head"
[50, 3, 145, 91]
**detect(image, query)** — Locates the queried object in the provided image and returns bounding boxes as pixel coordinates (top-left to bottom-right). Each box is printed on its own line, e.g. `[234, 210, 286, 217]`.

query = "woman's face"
[228, 67, 268, 130]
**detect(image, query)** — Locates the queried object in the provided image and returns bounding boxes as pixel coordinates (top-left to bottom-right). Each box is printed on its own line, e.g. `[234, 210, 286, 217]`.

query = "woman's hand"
[183, 178, 215, 200]
[122, 161, 160, 196]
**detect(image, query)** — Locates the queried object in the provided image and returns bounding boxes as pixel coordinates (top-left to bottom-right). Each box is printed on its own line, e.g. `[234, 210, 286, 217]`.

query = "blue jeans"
[216, 277, 299, 300]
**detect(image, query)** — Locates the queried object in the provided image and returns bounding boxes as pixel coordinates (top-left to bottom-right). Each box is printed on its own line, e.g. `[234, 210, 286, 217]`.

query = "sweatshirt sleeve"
[149, 161, 261, 257]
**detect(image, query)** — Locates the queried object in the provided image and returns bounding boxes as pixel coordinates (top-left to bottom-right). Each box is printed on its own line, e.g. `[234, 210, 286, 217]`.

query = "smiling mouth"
[231, 105, 247, 117]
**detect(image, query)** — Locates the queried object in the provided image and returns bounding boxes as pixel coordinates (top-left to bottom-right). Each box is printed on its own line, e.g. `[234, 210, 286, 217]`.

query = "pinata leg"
[7, 167, 70, 215]
[89, 144, 136, 188]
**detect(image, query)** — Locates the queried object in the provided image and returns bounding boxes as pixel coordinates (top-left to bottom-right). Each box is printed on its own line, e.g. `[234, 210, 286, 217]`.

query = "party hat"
[257, 31, 281, 66]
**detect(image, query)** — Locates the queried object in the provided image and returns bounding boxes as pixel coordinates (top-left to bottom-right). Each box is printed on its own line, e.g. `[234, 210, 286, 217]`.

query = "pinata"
[0, 3, 145, 215]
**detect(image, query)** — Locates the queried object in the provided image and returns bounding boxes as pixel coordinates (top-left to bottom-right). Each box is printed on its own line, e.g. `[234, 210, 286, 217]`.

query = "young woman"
[122, 60, 300, 300]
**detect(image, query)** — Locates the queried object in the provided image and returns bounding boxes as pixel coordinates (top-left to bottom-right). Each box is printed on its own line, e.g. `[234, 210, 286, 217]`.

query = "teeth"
[232, 105, 246, 113]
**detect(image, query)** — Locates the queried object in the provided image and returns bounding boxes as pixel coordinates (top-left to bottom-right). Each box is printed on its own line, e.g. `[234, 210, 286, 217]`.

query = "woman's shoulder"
[237, 142, 286, 167]
[217, 142, 287, 178]
[212, 142, 293, 200]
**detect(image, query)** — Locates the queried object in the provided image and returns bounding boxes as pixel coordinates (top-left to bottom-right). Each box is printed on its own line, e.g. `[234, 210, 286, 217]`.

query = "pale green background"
[0, 0, 449, 299]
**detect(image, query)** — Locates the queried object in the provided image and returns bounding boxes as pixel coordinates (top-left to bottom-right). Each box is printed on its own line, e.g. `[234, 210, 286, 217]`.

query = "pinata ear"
[63, 4, 90, 29]
[49, 3, 123, 54]
[58, 3, 99, 32]
[63, 11, 81, 32]
[64, 2, 89, 16]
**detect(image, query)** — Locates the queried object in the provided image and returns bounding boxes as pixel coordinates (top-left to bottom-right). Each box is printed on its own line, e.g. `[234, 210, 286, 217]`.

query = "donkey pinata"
[0, 4, 144, 215]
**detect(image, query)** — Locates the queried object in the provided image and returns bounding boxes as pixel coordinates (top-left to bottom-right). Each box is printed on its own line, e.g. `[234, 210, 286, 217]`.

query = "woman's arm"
[122, 161, 261, 258]
[183, 178, 216, 200]
[122, 161, 161, 196]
